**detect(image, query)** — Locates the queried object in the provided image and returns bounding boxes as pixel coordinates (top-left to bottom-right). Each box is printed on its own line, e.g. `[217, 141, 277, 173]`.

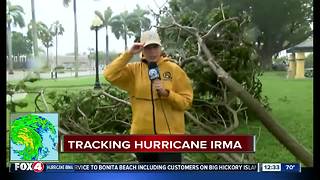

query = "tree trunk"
[124, 31, 128, 51]
[55, 35, 58, 67]
[31, 0, 39, 59]
[260, 52, 273, 70]
[7, 23, 14, 74]
[46, 47, 49, 67]
[198, 36, 313, 166]
[73, 0, 79, 77]
[105, 26, 109, 64]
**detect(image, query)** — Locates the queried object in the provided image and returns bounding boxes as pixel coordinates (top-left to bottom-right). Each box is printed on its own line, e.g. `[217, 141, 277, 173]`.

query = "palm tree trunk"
[55, 35, 58, 67]
[46, 47, 49, 67]
[17, 54, 21, 69]
[31, 0, 39, 59]
[105, 26, 109, 64]
[124, 30, 128, 51]
[73, 0, 79, 77]
[7, 23, 14, 74]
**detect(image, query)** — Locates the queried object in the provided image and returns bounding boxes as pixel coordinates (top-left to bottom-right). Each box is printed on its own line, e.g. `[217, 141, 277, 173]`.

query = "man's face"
[143, 44, 161, 62]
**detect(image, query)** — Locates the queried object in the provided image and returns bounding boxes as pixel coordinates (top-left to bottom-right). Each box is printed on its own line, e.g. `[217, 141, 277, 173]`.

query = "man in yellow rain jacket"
[103, 30, 193, 163]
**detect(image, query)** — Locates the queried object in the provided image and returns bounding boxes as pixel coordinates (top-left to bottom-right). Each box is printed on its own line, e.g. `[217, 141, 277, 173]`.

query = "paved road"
[6, 70, 103, 81]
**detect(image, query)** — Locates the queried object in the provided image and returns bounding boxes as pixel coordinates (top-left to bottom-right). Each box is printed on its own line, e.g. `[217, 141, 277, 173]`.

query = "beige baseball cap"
[140, 30, 162, 47]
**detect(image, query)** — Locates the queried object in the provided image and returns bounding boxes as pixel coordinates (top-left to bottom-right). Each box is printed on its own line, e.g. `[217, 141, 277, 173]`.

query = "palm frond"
[95, 10, 105, 24]
[63, 0, 72, 7]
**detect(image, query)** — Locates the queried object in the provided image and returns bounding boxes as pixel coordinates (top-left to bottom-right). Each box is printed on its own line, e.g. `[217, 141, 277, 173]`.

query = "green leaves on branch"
[6, 77, 40, 112]
[47, 87, 131, 135]
[159, 0, 270, 133]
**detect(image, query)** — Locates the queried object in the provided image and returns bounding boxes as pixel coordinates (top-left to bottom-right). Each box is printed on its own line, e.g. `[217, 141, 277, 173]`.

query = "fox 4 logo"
[14, 161, 44, 173]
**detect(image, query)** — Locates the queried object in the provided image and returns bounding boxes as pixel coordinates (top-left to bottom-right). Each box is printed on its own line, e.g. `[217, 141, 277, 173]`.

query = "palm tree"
[27, 21, 53, 68]
[38, 23, 54, 67]
[110, 7, 151, 51]
[63, 0, 79, 77]
[127, 5, 151, 40]
[50, 21, 64, 68]
[95, 7, 113, 64]
[6, 1, 25, 74]
[31, 0, 39, 61]
[109, 11, 132, 51]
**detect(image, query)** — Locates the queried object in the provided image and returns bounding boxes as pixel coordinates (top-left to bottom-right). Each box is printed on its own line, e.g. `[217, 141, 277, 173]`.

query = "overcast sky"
[10, 0, 168, 56]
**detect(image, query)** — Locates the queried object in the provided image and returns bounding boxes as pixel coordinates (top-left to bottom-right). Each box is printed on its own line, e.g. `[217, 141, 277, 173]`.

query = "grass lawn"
[6, 71, 313, 164]
[235, 71, 313, 163]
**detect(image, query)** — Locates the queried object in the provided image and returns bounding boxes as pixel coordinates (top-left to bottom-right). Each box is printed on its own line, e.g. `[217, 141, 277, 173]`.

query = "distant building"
[6, 54, 94, 71]
[286, 37, 313, 79]
[51, 55, 92, 70]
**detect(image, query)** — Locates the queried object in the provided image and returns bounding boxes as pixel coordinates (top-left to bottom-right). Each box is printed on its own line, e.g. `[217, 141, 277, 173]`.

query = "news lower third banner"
[10, 162, 301, 173]
[61, 135, 256, 152]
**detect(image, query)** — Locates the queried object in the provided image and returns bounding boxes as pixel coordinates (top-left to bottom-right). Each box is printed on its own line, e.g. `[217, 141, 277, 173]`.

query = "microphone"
[148, 62, 160, 81]
[148, 62, 162, 96]
[148, 62, 160, 135]
[148, 62, 171, 135]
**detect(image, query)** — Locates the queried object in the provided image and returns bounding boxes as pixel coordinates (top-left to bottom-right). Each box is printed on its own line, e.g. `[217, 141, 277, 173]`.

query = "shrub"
[305, 53, 313, 68]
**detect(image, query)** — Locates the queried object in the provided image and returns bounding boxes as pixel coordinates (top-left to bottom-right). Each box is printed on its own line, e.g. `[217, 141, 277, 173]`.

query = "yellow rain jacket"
[103, 52, 193, 135]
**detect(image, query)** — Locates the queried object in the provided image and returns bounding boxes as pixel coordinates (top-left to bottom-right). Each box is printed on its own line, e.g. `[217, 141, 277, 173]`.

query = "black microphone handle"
[152, 78, 162, 96]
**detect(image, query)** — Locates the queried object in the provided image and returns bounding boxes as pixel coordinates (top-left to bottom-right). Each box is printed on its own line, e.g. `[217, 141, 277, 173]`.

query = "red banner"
[62, 135, 255, 153]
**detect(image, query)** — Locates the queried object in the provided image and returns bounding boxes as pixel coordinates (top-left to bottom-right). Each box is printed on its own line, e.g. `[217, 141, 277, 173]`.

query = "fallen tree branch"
[229, 153, 249, 163]
[201, 17, 238, 40]
[68, 117, 93, 135]
[90, 116, 113, 131]
[221, 104, 240, 134]
[167, 13, 313, 166]
[58, 127, 70, 135]
[185, 111, 218, 134]
[77, 105, 88, 120]
[219, 153, 236, 163]
[58, 126, 97, 163]
[101, 91, 131, 106]
[34, 92, 43, 112]
[40, 89, 49, 112]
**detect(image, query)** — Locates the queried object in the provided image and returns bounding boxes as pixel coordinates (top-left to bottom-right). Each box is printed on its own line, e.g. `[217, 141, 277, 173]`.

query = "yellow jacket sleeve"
[103, 52, 134, 93]
[165, 66, 193, 111]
